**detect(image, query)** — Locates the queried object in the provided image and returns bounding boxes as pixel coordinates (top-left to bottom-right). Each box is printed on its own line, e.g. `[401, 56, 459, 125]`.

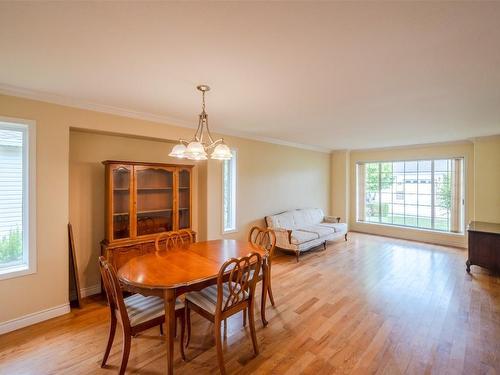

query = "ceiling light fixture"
[169, 85, 232, 161]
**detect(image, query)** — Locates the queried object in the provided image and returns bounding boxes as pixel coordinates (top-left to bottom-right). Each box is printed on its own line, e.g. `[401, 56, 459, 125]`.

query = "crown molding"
[0, 83, 331, 153]
[347, 138, 474, 153]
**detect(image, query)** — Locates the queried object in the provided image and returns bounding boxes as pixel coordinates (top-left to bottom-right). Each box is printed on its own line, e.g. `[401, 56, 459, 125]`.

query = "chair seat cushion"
[186, 284, 249, 315]
[124, 294, 184, 327]
[249, 268, 264, 279]
[290, 230, 319, 245]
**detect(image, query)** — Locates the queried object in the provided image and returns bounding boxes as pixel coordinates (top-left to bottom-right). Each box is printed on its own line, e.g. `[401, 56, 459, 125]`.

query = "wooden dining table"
[117, 239, 267, 375]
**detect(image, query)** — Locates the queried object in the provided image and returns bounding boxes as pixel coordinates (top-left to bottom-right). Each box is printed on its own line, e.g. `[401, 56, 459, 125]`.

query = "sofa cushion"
[290, 230, 319, 245]
[267, 210, 296, 229]
[267, 208, 325, 230]
[297, 225, 335, 237]
[292, 208, 324, 226]
[318, 222, 348, 234]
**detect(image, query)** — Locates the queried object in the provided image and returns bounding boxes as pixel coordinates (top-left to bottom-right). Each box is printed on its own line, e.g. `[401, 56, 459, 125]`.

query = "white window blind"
[0, 119, 35, 279]
[356, 158, 464, 233]
[222, 150, 237, 233]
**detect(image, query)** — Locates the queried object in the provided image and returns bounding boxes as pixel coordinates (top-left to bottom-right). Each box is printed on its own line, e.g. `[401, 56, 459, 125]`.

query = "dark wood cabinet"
[101, 160, 195, 270]
[466, 221, 500, 273]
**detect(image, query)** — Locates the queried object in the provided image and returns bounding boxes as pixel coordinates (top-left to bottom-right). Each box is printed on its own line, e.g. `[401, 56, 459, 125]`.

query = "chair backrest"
[248, 226, 276, 258]
[216, 252, 262, 314]
[155, 230, 194, 252]
[98, 256, 130, 327]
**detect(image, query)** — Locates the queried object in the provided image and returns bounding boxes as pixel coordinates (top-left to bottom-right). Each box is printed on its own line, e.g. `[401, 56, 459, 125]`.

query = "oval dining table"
[117, 239, 267, 375]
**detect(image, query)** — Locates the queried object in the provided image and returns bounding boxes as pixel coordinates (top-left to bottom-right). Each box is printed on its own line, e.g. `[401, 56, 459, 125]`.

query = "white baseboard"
[0, 303, 70, 335]
[80, 283, 101, 298]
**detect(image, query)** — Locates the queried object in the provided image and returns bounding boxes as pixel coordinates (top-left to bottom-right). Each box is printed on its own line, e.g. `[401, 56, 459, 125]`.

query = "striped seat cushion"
[249, 268, 263, 279]
[185, 284, 249, 315]
[124, 294, 184, 327]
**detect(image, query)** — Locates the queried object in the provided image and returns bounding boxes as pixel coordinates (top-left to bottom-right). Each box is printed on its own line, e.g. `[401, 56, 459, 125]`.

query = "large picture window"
[222, 150, 237, 233]
[356, 158, 464, 233]
[0, 119, 36, 279]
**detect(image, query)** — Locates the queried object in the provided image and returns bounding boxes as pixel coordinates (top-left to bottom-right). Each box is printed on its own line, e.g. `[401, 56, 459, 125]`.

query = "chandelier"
[169, 85, 232, 161]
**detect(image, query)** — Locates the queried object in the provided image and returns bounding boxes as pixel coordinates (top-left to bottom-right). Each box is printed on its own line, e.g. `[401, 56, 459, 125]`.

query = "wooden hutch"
[101, 160, 195, 270]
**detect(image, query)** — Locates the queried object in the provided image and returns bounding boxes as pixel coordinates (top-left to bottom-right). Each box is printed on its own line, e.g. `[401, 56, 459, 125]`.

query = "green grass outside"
[366, 214, 449, 231]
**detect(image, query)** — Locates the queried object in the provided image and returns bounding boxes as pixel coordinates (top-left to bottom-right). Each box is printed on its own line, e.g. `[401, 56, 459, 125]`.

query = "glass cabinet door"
[178, 169, 191, 229]
[135, 167, 174, 236]
[111, 166, 132, 240]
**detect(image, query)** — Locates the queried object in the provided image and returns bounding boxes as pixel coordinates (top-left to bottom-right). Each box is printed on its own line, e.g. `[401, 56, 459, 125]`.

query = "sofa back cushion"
[266, 208, 324, 229]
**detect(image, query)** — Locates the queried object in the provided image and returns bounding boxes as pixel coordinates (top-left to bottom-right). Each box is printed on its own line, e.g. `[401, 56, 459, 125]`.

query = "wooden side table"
[466, 221, 500, 273]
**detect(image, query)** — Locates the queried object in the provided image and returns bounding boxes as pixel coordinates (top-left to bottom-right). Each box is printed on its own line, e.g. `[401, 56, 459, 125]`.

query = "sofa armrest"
[324, 215, 341, 223]
[271, 228, 293, 245]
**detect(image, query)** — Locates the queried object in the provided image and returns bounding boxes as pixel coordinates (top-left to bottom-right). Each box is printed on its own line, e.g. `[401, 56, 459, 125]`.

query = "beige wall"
[0, 93, 330, 325]
[69, 130, 199, 291]
[474, 136, 500, 222]
[330, 150, 350, 222]
[205, 137, 331, 241]
[345, 141, 475, 248]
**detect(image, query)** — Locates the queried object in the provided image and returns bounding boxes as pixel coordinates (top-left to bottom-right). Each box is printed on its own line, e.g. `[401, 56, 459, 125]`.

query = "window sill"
[223, 228, 238, 235]
[0, 263, 35, 281]
[355, 221, 465, 237]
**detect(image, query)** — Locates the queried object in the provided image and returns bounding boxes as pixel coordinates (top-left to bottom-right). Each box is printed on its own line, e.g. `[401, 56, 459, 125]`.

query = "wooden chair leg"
[323, 241, 327, 250]
[179, 314, 186, 361]
[242, 308, 247, 327]
[185, 304, 191, 348]
[267, 281, 276, 307]
[223, 318, 227, 338]
[119, 334, 131, 375]
[345, 233, 348, 241]
[159, 323, 164, 336]
[214, 318, 226, 375]
[296, 250, 300, 262]
[101, 315, 117, 367]
[248, 300, 259, 356]
[260, 279, 268, 327]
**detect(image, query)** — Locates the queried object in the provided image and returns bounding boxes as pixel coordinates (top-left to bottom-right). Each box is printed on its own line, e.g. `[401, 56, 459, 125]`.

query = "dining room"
[1, 2, 500, 375]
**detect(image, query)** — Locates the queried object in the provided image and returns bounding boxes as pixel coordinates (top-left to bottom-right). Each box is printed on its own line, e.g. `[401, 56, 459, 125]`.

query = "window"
[222, 150, 237, 233]
[0, 118, 36, 279]
[356, 158, 464, 233]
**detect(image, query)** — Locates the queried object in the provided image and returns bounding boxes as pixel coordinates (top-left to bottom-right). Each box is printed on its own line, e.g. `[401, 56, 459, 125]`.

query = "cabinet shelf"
[137, 187, 172, 191]
[104, 161, 194, 243]
[137, 209, 173, 215]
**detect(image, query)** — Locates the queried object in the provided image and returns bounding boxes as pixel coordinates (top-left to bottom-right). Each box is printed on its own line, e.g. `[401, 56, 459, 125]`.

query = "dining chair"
[155, 229, 194, 252]
[98, 256, 186, 375]
[184, 252, 262, 375]
[248, 226, 277, 326]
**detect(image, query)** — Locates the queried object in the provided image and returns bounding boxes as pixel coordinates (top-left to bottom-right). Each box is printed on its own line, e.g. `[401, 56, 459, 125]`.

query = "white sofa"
[265, 208, 347, 261]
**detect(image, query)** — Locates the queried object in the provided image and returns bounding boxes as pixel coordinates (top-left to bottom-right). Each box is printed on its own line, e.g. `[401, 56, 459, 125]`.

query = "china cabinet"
[101, 160, 195, 270]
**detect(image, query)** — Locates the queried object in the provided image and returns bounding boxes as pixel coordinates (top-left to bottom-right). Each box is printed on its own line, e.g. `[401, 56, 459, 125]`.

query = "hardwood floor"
[1, 232, 499, 374]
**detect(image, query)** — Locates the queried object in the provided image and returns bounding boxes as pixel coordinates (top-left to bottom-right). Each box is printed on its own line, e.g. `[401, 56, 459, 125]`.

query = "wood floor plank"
[0, 232, 499, 375]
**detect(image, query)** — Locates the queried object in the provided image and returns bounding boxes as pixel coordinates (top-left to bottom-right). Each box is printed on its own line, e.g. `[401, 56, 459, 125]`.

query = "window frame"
[356, 157, 465, 236]
[221, 149, 237, 234]
[0, 116, 37, 280]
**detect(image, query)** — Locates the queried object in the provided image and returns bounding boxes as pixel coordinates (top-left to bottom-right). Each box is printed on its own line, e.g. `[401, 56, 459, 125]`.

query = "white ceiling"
[1, 2, 499, 150]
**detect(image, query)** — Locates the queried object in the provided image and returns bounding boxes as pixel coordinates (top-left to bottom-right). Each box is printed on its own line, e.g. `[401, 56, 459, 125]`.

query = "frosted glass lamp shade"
[169, 143, 187, 158]
[211, 143, 232, 160]
[185, 141, 207, 160]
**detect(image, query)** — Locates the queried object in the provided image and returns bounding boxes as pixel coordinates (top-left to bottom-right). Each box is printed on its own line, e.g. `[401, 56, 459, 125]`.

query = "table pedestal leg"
[164, 289, 176, 375]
